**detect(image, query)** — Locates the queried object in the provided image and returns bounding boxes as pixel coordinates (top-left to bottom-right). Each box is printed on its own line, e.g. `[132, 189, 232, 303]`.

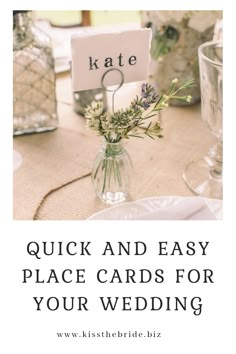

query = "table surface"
[13, 72, 217, 220]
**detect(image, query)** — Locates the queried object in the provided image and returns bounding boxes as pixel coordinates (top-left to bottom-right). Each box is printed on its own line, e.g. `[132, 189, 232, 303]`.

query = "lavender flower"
[85, 78, 194, 143]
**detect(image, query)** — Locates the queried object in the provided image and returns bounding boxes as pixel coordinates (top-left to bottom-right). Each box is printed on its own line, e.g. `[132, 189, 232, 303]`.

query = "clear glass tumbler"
[183, 41, 223, 199]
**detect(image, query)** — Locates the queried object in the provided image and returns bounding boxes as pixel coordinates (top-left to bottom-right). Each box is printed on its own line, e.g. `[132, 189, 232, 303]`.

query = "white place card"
[71, 28, 151, 91]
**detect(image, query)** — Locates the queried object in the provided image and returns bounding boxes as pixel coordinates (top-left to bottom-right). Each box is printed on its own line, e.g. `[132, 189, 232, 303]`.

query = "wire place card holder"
[101, 68, 124, 114]
[70, 27, 152, 204]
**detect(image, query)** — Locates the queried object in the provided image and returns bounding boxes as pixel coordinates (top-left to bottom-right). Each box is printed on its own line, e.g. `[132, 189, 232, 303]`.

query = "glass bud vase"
[13, 11, 58, 135]
[91, 140, 133, 205]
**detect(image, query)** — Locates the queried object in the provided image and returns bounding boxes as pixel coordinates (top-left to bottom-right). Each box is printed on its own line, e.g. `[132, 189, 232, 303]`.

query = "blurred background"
[34, 10, 141, 27]
[13, 10, 222, 135]
[32, 10, 222, 105]
[33, 11, 142, 76]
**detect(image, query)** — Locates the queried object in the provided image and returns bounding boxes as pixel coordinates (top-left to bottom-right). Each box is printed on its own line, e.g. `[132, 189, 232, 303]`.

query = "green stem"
[107, 159, 112, 188]
[112, 158, 116, 185]
[170, 79, 195, 97]
[115, 160, 122, 188]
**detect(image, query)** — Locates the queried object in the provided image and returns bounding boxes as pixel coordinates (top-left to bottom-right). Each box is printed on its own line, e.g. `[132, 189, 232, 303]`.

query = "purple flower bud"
[142, 101, 150, 110]
[141, 83, 146, 92]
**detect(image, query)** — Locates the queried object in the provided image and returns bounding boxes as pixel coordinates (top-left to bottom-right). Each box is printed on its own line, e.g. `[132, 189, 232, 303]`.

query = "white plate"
[87, 196, 222, 220]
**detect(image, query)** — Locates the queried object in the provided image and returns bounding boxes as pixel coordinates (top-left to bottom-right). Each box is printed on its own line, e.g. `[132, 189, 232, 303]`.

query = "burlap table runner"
[26, 105, 217, 220]
[13, 127, 100, 220]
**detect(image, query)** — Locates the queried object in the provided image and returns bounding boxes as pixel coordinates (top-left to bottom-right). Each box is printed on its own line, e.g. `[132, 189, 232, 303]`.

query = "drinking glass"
[183, 40, 223, 199]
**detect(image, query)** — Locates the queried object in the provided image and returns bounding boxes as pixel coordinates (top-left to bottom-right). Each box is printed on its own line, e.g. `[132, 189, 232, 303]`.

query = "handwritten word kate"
[89, 54, 137, 70]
